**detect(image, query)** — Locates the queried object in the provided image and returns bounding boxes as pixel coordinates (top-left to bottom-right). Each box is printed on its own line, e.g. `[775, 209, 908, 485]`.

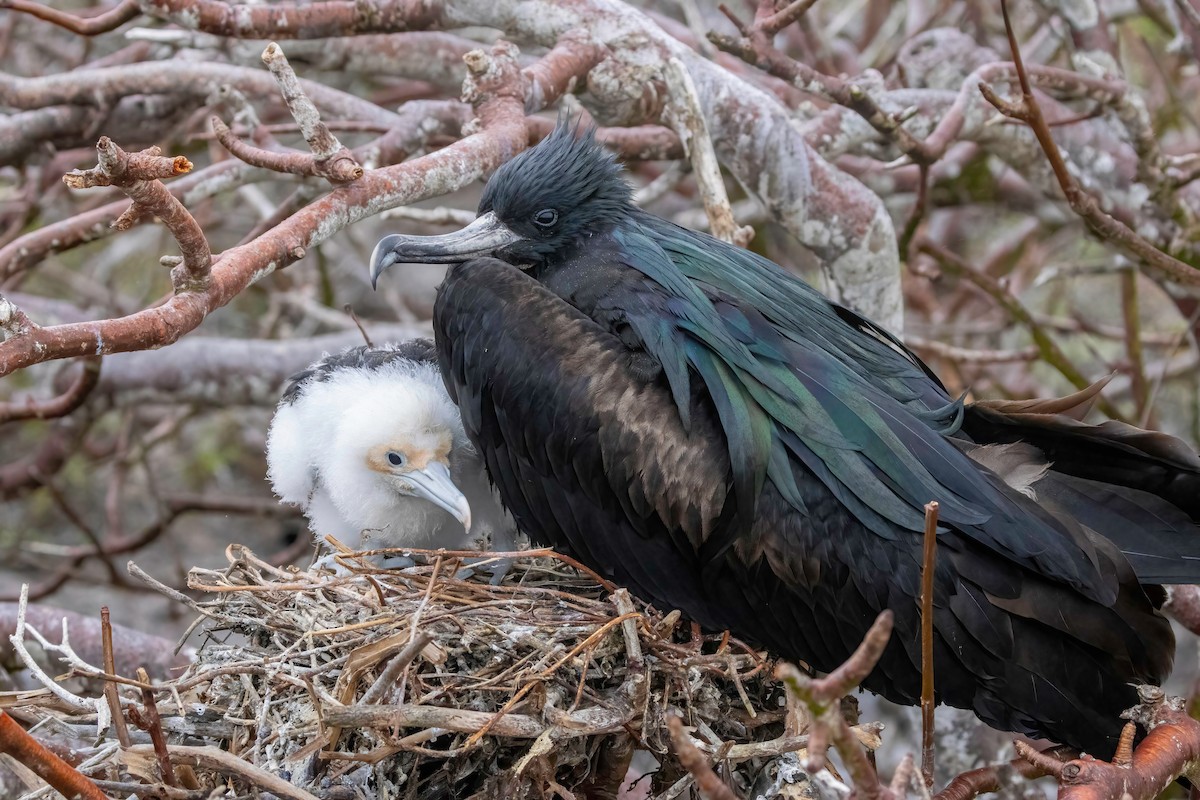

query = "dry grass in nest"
[3, 544, 886, 799]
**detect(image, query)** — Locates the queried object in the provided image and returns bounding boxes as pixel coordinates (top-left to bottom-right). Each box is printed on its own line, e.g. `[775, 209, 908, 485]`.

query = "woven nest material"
[8, 544, 887, 799]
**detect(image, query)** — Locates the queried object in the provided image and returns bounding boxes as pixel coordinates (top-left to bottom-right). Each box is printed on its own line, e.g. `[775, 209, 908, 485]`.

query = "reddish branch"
[980, 0, 1200, 287]
[0, 0, 139, 35]
[0, 35, 595, 379]
[211, 116, 320, 176]
[129, 667, 178, 787]
[260, 42, 363, 183]
[777, 611, 897, 800]
[0, 356, 101, 424]
[522, 28, 607, 112]
[667, 715, 740, 800]
[526, 116, 683, 160]
[920, 501, 939, 788]
[99, 607, 133, 749]
[0, 100, 467, 283]
[1014, 687, 1200, 800]
[712, 2, 936, 165]
[934, 751, 1058, 800]
[62, 138, 211, 292]
[0, 710, 107, 800]
[1, 0, 440, 38]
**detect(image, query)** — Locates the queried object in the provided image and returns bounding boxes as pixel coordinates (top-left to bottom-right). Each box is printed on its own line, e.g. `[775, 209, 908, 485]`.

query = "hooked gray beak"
[400, 461, 472, 533]
[369, 211, 523, 288]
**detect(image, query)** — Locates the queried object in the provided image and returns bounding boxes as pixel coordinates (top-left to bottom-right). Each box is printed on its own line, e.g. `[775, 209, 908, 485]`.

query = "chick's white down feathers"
[266, 346, 515, 555]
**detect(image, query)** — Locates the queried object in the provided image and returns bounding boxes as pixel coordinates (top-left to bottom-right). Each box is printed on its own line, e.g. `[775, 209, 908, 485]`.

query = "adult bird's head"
[371, 119, 633, 285]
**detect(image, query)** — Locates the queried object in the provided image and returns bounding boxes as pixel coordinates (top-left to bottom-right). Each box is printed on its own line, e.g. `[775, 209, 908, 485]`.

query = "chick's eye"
[532, 209, 558, 228]
[386, 451, 405, 467]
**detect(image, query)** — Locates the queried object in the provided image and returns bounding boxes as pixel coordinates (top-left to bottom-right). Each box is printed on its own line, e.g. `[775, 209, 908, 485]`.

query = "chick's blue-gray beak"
[401, 461, 472, 533]
[369, 211, 523, 289]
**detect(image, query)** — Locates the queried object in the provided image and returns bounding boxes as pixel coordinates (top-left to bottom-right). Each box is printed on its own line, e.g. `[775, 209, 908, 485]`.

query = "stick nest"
[12, 544, 889, 798]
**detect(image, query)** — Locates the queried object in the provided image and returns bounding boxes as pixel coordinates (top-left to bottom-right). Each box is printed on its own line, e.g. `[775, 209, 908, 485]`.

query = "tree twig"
[0, 356, 101, 423]
[99, 607, 132, 749]
[258, 42, 363, 184]
[0, 710, 107, 800]
[921, 501, 939, 788]
[0, 0, 139, 35]
[777, 611, 897, 800]
[667, 715, 740, 800]
[979, 0, 1200, 287]
[62, 137, 211, 292]
[662, 58, 754, 247]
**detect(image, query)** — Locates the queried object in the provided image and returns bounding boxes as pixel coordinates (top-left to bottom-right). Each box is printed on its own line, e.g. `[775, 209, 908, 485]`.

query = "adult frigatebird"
[370, 120, 1200, 756]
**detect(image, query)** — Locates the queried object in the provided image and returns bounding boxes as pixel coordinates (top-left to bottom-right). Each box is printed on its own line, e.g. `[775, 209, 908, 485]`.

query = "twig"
[0, 0, 139, 35]
[933, 750, 1058, 800]
[0, 710, 107, 800]
[99, 607, 132, 748]
[905, 338, 1040, 364]
[8, 585, 113, 728]
[380, 206, 477, 226]
[667, 715, 741, 800]
[920, 501, 939, 788]
[1119, 268, 1151, 424]
[130, 667, 177, 786]
[753, 0, 822, 35]
[260, 42, 363, 184]
[980, 0, 1200, 287]
[62, 137, 211, 293]
[611, 588, 644, 666]
[126, 744, 320, 800]
[900, 163, 930, 259]
[661, 57, 754, 247]
[711, 8, 934, 164]
[360, 630, 434, 706]
[211, 116, 343, 179]
[0, 356, 101, 424]
[777, 611, 896, 800]
[915, 236, 1123, 420]
[343, 304, 374, 347]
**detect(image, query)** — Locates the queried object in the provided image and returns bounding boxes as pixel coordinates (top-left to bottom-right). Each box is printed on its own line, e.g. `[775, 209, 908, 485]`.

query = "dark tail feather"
[962, 380, 1200, 520]
[961, 381, 1200, 584]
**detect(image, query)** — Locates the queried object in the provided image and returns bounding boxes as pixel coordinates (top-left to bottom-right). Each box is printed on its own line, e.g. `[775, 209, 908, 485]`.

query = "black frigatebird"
[369, 120, 1200, 756]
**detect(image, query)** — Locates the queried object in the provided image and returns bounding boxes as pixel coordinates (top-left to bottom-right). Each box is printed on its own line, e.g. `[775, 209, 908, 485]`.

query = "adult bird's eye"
[532, 209, 558, 228]
[386, 451, 405, 467]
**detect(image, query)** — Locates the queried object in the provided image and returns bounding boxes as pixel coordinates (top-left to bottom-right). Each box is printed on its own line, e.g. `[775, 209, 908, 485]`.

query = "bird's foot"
[310, 551, 418, 574]
[455, 556, 515, 585]
[310, 552, 353, 575]
[375, 553, 418, 571]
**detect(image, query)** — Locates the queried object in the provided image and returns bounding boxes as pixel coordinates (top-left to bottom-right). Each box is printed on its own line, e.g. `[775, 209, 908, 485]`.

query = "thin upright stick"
[921, 501, 940, 787]
[100, 607, 132, 748]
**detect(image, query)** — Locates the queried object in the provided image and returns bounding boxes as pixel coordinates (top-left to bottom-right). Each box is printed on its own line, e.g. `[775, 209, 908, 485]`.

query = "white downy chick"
[266, 340, 516, 569]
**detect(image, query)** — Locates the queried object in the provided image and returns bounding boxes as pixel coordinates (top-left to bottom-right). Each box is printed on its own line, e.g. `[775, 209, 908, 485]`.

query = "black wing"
[280, 339, 438, 404]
